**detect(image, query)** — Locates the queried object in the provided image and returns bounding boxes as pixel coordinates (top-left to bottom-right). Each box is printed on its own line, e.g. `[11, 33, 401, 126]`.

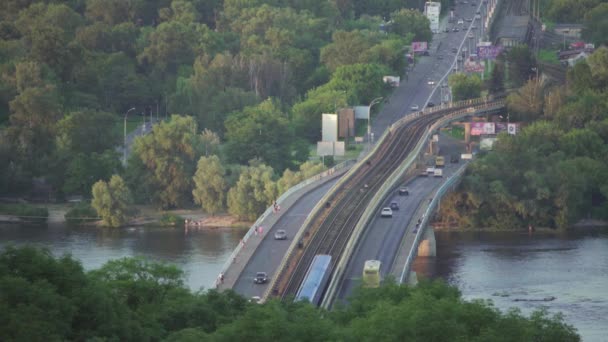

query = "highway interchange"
[231, 1, 485, 300]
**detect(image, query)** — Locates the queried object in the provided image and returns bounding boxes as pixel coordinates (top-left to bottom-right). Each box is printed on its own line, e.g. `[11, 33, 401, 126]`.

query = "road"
[232, 178, 341, 298]
[372, 0, 485, 139]
[336, 134, 467, 302]
[230, 1, 484, 300]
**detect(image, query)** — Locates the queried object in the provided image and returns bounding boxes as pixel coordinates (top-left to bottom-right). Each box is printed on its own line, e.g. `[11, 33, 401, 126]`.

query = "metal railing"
[217, 159, 355, 286]
[322, 98, 505, 307]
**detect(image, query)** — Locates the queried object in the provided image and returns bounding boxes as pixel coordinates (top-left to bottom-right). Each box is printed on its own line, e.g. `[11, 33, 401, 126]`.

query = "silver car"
[274, 229, 287, 240]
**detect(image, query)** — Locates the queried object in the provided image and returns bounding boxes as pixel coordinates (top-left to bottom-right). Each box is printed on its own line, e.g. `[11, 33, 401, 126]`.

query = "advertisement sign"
[383, 76, 400, 87]
[321, 113, 337, 142]
[470, 122, 495, 135]
[316, 141, 345, 156]
[354, 106, 369, 120]
[495, 122, 507, 133]
[411, 41, 428, 53]
[508, 123, 519, 135]
[464, 59, 485, 73]
[477, 45, 503, 59]
[480, 138, 497, 151]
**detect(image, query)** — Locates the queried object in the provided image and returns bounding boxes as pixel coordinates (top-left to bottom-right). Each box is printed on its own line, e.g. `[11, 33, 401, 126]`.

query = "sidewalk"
[217, 166, 350, 291]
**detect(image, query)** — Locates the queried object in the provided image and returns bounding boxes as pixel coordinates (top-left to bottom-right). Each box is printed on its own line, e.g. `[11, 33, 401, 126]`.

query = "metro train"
[295, 254, 332, 306]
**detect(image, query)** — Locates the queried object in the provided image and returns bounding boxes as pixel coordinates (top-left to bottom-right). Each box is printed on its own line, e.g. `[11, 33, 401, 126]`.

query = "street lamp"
[368, 97, 383, 143]
[124, 107, 136, 165]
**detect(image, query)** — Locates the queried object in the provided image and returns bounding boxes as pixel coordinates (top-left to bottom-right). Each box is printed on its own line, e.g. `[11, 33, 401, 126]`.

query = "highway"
[230, 1, 488, 300]
[232, 178, 341, 298]
[336, 134, 467, 302]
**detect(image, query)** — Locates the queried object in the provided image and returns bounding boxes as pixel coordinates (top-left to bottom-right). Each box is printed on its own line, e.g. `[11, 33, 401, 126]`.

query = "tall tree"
[192, 155, 227, 214]
[227, 161, 277, 221]
[91, 175, 132, 227]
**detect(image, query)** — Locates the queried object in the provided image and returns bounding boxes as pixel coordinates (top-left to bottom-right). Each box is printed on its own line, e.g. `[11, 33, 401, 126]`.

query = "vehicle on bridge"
[434, 169, 444, 177]
[254, 272, 268, 284]
[381, 207, 393, 217]
[435, 156, 445, 168]
[362, 260, 381, 288]
[398, 187, 409, 195]
[295, 254, 332, 306]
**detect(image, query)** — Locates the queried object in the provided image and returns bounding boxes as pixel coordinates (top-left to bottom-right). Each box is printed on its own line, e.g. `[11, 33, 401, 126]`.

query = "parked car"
[398, 187, 409, 196]
[390, 202, 399, 211]
[380, 207, 393, 218]
[254, 272, 268, 284]
[274, 229, 287, 240]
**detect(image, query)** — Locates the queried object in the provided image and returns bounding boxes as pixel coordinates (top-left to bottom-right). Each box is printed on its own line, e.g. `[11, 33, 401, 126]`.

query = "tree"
[506, 79, 544, 122]
[583, 3, 608, 46]
[200, 129, 220, 157]
[91, 175, 132, 227]
[320, 30, 372, 72]
[227, 161, 277, 221]
[448, 73, 482, 101]
[505, 46, 535, 88]
[192, 155, 227, 214]
[224, 99, 293, 172]
[391, 8, 432, 42]
[132, 115, 202, 209]
[586, 46, 608, 88]
[55, 110, 120, 154]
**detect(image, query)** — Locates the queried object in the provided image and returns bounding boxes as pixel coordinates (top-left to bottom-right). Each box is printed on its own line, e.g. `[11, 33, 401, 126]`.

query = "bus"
[362, 260, 381, 288]
[435, 156, 445, 168]
[295, 255, 332, 306]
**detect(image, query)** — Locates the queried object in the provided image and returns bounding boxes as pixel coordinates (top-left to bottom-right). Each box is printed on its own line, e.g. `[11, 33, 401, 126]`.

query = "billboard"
[424, 2, 441, 33]
[354, 106, 369, 120]
[383, 76, 400, 87]
[495, 122, 508, 133]
[322, 113, 338, 142]
[470, 122, 495, 135]
[508, 123, 519, 135]
[476, 45, 503, 59]
[411, 41, 428, 53]
[317, 141, 345, 156]
[338, 108, 355, 138]
[464, 59, 485, 73]
[480, 138, 497, 151]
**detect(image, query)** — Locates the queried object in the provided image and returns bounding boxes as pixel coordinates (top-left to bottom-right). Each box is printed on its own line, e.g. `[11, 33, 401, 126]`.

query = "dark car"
[398, 187, 409, 196]
[451, 155, 460, 163]
[427, 102, 435, 108]
[390, 202, 399, 211]
[452, 27, 459, 32]
[254, 272, 268, 284]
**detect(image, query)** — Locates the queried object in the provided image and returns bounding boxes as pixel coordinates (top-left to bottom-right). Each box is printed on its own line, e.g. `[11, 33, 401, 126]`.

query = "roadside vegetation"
[437, 47, 608, 230]
[0, 0, 447, 226]
[0, 246, 581, 341]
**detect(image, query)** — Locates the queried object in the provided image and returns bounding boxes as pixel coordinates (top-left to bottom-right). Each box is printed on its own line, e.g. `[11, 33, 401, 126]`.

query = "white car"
[427, 80, 435, 85]
[380, 207, 393, 218]
[411, 104, 419, 111]
[457, 19, 464, 25]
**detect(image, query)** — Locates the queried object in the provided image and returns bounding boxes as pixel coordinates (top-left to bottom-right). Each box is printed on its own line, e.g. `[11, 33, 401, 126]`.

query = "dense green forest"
[0, 0, 451, 218]
[437, 47, 608, 230]
[0, 246, 580, 341]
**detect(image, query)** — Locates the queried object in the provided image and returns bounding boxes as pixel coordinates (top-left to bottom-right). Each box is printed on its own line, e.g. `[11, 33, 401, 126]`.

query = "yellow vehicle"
[435, 156, 445, 168]
[362, 260, 381, 288]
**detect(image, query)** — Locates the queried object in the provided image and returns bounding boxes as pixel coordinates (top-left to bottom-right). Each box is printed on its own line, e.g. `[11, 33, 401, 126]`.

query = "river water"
[414, 230, 608, 342]
[0, 223, 246, 291]
[2, 223, 607, 340]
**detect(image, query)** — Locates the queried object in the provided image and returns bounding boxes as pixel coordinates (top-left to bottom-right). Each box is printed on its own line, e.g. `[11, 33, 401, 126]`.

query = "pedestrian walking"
[219, 272, 225, 284]
[254, 226, 258, 236]
[259, 226, 264, 235]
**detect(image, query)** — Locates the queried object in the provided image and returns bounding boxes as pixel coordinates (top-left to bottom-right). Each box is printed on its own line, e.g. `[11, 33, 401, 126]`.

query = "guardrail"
[399, 162, 468, 283]
[322, 99, 505, 307]
[217, 159, 355, 286]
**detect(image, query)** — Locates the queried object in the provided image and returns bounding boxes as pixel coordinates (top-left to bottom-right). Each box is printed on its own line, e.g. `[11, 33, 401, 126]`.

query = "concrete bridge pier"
[417, 226, 437, 257]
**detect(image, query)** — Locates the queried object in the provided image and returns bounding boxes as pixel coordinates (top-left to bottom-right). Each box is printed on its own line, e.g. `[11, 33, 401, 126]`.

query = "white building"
[424, 2, 441, 34]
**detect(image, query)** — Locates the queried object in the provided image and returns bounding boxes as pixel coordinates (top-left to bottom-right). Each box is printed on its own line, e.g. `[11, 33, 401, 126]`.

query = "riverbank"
[432, 219, 608, 232]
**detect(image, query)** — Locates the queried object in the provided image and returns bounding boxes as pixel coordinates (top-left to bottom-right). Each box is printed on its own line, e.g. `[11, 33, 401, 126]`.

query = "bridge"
[217, 0, 509, 304]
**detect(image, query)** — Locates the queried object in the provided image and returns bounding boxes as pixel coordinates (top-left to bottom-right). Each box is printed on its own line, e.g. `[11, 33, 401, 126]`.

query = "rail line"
[272, 103, 478, 300]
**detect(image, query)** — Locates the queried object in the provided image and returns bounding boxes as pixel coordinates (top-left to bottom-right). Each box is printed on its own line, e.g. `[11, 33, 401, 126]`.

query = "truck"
[435, 156, 445, 168]
[434, 169, 443, 177]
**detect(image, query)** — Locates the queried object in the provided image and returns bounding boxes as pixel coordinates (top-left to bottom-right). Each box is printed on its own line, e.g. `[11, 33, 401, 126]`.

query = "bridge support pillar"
[418, 226, 436, 257]
[464, 122, 471, 143]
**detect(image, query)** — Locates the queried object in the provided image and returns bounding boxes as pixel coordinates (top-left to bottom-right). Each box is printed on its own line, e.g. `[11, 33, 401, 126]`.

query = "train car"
[362, 260, 381, 288]
[295, 254, 332, 306]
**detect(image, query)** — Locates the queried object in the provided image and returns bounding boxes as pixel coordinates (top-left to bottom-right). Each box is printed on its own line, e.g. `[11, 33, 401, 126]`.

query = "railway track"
[274, 108, 452, 300]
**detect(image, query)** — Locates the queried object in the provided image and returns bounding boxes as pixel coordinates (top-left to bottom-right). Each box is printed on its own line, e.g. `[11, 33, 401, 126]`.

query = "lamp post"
[123, 107, 136, 165]
[368, 97, 383, 143]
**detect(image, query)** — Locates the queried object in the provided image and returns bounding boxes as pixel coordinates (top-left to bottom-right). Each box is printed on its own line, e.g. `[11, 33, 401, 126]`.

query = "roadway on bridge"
[230, 1, 481, 299]
[336, 134, 467, 302]
[233, 178, 342, 299]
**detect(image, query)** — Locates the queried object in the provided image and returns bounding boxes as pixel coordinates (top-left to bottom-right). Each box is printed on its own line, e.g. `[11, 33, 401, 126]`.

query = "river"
[413, 230, 608, 342]
[0, 222, 246, 291]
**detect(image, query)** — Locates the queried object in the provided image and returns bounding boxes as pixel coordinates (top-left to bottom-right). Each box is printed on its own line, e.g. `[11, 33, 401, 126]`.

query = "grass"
[538, 49, 560, 64]
[446, 126, 465, 140]
[0, 203, 48, 223]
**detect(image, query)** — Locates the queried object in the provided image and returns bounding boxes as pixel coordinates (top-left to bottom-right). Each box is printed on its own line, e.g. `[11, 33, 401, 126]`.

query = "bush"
[160, 213, 183, 227]
[0, 204, 48, 224]
[65, 203, 99, 224]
